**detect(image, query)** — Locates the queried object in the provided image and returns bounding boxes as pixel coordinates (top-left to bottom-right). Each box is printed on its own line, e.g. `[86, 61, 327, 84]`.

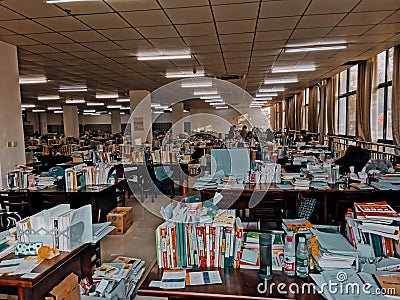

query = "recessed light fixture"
[137, 54, 191, 61]
[193, 89, 218, 96]
[284, 45, 347, 53]
[87, 102, 104, 106]
[19, 77, 47, 84]
[21, 104, 35, 108]
[32, 109, 46, 113]
[38, 95, 60, 101]
[264, 78, 298, 84]
[47, 106, 62, 110]
[210, 102, 226, 106]
[59, 86, 88, 92]
[120, 112, 125, 115]
[181, 80, 212, 88]
[120, 107, 130, 110]
[107, 105, 122, 109]
[151, 103, 160, 107]
[205, 99, 223, 103]
[256, 93, 278, 97]
[258, 88, 285, 93]
[66, 99, 85, 104]
[96, 93, 119, 99]
[54, 111, 63, 114]
[271, 66, 315, 73]
[116, 98, 130, 103]
[200, 95, 221, 100]
[165, 71, 205, 78]
[154, 106, 168, 110]
[83, 109, 96, 113]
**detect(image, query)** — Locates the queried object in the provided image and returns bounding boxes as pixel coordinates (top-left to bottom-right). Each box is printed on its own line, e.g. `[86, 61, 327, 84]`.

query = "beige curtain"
[295, 93, 303, 132]
[288, 96, 295, 130]
[326, 76, 337, 135]
[356, 58, 374, 142]
[393, 45, 400, 155]
[308, 85, 319, 133]
[270, 105, 276, 130]
[278, 102, 283, 130]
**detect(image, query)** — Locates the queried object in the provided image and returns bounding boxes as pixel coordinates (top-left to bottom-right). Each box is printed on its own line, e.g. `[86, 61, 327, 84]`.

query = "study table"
[138, 263, 324, 300]
[0, 243, 92, 300]
[199, 183, 400, 225]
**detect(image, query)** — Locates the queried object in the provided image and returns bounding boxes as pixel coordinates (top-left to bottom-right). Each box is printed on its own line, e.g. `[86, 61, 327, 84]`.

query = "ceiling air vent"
[215, 74, 246, 80]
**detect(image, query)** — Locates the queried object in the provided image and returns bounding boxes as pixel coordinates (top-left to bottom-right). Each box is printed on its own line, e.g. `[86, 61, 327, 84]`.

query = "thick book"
[354, 201, 400, 221]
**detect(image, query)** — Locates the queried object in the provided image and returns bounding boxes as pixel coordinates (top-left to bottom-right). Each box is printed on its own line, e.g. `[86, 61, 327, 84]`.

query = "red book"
[160, 226, 168, 269]
[354, 201, 400, 220]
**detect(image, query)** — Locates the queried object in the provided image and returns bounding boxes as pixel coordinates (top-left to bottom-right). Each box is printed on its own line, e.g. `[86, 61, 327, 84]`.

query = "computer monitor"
[210, 148, 250, 179]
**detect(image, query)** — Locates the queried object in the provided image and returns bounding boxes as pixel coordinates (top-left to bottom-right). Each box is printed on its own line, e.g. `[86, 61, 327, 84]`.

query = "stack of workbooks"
[345, 201, 400, 258]
[155, 206, 243, 269]
[282, 218, 314, 234]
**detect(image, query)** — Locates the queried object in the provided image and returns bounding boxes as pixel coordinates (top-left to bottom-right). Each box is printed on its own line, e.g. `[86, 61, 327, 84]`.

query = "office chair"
[0, 194, 32, 218]
[40, 194, 71, 210]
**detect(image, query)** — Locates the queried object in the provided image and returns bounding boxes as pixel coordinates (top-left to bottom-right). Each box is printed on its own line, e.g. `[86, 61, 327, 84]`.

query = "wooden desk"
[0, 244, 92, 300]
[138, 263, 324, 299]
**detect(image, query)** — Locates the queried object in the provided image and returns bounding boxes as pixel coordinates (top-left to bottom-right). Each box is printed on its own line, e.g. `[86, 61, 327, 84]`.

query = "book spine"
[205, 224, 210, 267]
[225, 227, 232, 267]
[196, 225, 205, 268]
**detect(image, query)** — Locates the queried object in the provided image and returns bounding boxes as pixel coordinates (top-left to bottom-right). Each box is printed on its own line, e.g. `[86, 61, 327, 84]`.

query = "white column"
[39, 112, 48, 135]
[0, 41, 25, 188]
[111, 109, 121, 133]
[171, 102, 185, 138]
[63, 106, 79, 137]
[129, 90, 152, 146]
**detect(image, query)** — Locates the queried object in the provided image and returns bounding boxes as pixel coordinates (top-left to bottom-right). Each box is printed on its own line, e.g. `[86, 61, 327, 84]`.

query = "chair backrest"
[0, 194, 31, 218]
[40, 194, 70, 210]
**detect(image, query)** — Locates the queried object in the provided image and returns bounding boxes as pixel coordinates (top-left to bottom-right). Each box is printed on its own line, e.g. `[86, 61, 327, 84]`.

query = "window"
[337, 65, 358, 136]
[373, 48, 393, 142]
[302, 89, 309, 130]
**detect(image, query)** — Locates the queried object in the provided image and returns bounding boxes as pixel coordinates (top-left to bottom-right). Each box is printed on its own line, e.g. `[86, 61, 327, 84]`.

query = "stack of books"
[155, 207, 244, 269]
[291, 177, 310, 189]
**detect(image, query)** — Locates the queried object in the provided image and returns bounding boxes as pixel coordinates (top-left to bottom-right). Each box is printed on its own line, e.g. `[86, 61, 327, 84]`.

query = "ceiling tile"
[77, 13, 130, 30]
[354, 0, 400, 12]
[20, 44, 60, 54]
[149, 37, 187, 48]
[63, 30, 108, 42]
[221, 43, 253, 52]
[82, 41, 121, 51]
[165, 7, 213, 24]
[35, 16, 90, 32]
[339, 11, 393, 26]
[42, 52, 77, 60]
[0, 35, 39, 45]
[255, 30, 292, 42]
[382, 11, 400, 24]
[0, 27, 14, 35]
[98, 28, 142, 40]
[121, 10, 171, 27]
[99, 49, 135, 58]
[29, 32, 74, 44]
[306, 0, 358, 14]
[114, 39, 153, 50]
[176, 23, 216, 37]
[298, 14, 345, 28]
[257, 16, 301, 31]
[55, 2, 113, 14]
[223, 51, 251, 59]
[216, 20, 256, 34]
[365, 23, 400, 35]
[2, 0, 67, 18]
[70, 51, 105, 59]
[327, 25, 374, 36]
[220, 33, 255, 45]
[159, 0, 209, 8]
[212, 2, 259, 22]
[136, 26, 179, 39]
[183, 35, 219, 46]
[191, 45, 221, 54]
[253, 41, 285, 51]
[260, 0, 310, 18]
[0, 20, 51, 34]
[0, 6, 25, 21]
[290, 27, 331, 39]
[106, 0, 160, 11]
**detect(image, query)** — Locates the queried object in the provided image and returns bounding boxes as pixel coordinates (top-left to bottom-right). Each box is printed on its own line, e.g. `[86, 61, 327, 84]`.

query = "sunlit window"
[337, 65, 357, 136]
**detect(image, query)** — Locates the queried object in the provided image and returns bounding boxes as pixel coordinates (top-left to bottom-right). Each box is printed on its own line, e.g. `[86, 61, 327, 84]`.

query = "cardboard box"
[45, 273, 80, 300]
[106, 207, 133, 235]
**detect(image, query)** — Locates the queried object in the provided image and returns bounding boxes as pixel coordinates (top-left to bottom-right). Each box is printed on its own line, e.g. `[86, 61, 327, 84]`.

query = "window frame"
[337, 66, 357, 137]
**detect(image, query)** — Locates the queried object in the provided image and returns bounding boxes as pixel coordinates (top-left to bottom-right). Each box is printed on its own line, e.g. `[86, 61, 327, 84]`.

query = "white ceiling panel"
[305, 0, 358, 14]
[176, 23, 216, 37]
[114, 39, 153, 50]
[98, 28, 142, 40]
[159, 0, 209, 9]
[55, 2, 113, 14]
[165, 7, 213, 24]
[212, 2, 259, 22]
[291, 27, 331, 39]
[2, 0, 66, 18]
[77, 13, 130, 29]
[327, 25, 374, 37]
[216, 20, 256, 34]
[354, 0, 400, 12]
[82, 41, 121, 51]
[365, 23, 400, 35]
[255, 30, 292, 42]
[219, 33, 254, 44]
[382, 11, 400, 24]
[257, 17, 301, 31]
[297, 14, 345, 28]
[106, 0, 160, 11]
[29, 33, 73, 44]
[35, 16, 90, 32]
[0, 6, 25, 21]
[183, 35, 219, 46]
[339, 11, 394, 26]
[62, 30, 108, 42]
[121, 10, 171, 27]
[260, 0, 310, 18]
[0, 35, 39, 45]
[0, 19, 51, 34]
[136, 26, 179, 39]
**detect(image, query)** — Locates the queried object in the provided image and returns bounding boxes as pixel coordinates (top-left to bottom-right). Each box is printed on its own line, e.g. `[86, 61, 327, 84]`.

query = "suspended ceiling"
[0, 0, 399, 109]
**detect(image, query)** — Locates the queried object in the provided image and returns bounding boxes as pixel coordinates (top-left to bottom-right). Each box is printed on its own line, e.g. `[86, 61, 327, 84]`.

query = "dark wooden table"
[0, 243, 92, 300]
[138, 263, 324, 299]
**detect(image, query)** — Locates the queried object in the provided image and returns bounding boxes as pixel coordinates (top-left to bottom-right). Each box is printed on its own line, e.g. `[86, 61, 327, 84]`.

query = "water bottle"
[296, 236, 309, 278]
[283, 233, 296, 277]
[259, 233, 273, 280]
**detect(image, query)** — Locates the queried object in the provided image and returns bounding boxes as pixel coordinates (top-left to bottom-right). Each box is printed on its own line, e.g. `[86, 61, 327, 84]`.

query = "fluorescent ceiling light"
[264, 78, 298, 84]
[165, 71, 205, 78]
[251, 100, 269, 104]
[45, 0, 100, 3]
[258, 87, 285, 93]
[47, 106, 62, 110]
[32, 109, 46, 113]
[151, 103, 160, 107]
[181, 80, 212, 88]
[253, 97, 272, 101]
[87, 102, 104, 106]
[256, 93, 278, 97]
[193, 89, 218, 96]
[38, 95, 60, 100]
[116, 98, 130, 103]
[21, 108, 25, 111]
[19, 77, 47, 84]
[120, 107, 130, 110]
[272, 66, 315, 73]
[154, 106, 168, 110]
[54, 111, 63, 114]
[200, 95, 221, 99]
[21, 104, 35, 108]
[210, 102, 226, 106]
[205, 99, 223, 103]
[120, 112, 125, 115]
[215, 106, 228, 109]
[107, 105, 122, 109]
[284, 45, 347, 53]
[66, 99, 85, 104]
[96, 93, 119, 99]
[84, 109, 96, 113]
[137, 54, 191, 61]
[59, 86, 88, 92]
[183, 109, 189, 113]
